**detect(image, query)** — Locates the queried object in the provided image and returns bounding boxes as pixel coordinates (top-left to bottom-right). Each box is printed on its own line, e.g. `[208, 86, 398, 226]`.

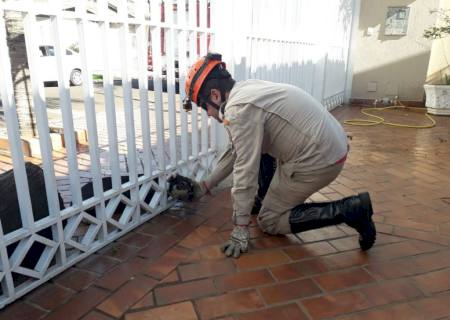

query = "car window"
[39, 46, 45, 57]
[66, 49, 72, 55]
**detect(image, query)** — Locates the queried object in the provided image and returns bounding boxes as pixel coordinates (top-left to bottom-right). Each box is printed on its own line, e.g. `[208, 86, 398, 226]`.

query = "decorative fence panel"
[0, 0, 214, 308]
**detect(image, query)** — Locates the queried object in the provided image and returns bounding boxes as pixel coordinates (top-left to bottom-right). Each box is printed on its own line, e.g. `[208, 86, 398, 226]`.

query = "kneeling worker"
[169, 53, 376, 258]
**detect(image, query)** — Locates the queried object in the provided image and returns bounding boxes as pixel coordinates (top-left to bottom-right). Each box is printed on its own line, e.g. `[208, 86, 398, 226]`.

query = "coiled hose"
[344, 102, 436, 129]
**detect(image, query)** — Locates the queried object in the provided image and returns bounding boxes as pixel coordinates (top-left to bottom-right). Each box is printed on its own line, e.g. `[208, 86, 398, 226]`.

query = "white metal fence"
[214, 0, 355, 111]
[0, 0, 214, 308]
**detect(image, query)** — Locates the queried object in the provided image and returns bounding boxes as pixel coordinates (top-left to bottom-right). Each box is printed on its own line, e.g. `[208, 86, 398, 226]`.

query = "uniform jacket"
[205, 79, 348, 225]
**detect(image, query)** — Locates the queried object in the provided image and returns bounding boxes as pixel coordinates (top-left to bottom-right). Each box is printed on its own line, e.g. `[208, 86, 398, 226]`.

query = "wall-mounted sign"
[385, 6, 410, 36]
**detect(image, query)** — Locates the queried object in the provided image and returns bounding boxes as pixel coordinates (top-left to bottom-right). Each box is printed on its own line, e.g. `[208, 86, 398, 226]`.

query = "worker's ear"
[210, 88, 221, 103]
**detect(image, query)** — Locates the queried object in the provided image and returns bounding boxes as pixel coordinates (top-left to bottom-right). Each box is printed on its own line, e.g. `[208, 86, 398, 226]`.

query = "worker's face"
[205, 88, 222, 123]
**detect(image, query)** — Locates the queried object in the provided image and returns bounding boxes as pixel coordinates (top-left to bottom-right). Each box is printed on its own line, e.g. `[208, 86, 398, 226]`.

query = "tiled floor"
[1, 104, 450, 320]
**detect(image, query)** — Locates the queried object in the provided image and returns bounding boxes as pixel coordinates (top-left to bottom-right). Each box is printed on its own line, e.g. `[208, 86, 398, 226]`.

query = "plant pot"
[424, 84, 450, 115]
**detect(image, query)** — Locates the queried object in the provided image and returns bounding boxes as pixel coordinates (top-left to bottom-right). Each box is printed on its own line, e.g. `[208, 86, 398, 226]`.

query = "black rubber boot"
[252, 154, 277, 215]
[289, 192, 376, 251]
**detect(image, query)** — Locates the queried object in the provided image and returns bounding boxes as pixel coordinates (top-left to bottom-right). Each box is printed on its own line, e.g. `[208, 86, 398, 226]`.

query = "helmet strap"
[205, 98, 221, 111]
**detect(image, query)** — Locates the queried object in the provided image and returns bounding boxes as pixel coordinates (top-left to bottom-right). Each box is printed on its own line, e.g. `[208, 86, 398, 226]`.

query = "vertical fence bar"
[164, 0, 177, 169]
[0, 220, 15, 303]
[23, 2, 66, 265]
[76, 0, 106, 234]
[118, 0, 139, 222]
[199, 0, 208, 170]
[177, 0, 189, 170]
[135, 0, 153, 177]
[150, 0, 167, 204]
[208, 0, 217, 152]
[98, 0, 121, 190]
[188, 0, 198, 159]
[0, 9, 34, 230]
[50, 2, 83, 208]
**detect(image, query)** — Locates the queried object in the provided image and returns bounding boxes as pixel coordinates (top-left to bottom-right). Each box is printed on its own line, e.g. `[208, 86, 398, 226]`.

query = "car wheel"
[70, 69, 82, 86]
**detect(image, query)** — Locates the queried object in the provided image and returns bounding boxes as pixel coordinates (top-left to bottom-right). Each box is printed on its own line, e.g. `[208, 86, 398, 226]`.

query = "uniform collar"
[218, 100, 227, 122]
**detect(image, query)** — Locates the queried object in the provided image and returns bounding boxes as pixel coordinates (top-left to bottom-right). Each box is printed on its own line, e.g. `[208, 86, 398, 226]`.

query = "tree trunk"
[4, 11, 36, 137]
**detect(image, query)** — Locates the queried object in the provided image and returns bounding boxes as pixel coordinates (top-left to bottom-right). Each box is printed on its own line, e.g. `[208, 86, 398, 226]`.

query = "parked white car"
[39, 45, 83, 86]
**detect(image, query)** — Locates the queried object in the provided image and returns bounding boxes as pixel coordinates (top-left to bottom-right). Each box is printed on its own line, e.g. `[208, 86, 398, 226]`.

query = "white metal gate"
[213, 0, 356, 111]
[0, 0, 214, 308]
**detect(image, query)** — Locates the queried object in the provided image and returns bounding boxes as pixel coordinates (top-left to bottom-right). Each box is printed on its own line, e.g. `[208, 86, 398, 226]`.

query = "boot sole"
[357, 192, 376, 251]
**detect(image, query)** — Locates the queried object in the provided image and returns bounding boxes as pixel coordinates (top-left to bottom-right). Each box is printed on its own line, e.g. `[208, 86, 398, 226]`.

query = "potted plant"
[423, 9, 450, 115]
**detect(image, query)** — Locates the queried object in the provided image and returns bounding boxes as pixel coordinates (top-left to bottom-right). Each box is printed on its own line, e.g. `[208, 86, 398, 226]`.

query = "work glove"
[221, 225, 250, 258]
[168, 174, 208, 201]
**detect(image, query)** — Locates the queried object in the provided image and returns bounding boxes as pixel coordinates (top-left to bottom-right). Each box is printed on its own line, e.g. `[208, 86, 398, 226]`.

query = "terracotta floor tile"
[137, 234, 180, 259]
[169, 220, 204, 239]
[178, 259, 236, 281]
[43, 286, 109, 320]
[98, 242, 140, 261]
[365, 257, 422, 280]
[368, 240, 444, 262]
[117, 232, 154, 248]
[195, 245, 227, 260]
[237, 303, 309, 320]
[155, 278, 216, 305]
[411, 293, 450, 319]
[95, 257, 147, 290]
[81, 311, 115, 320]
[26, 283, 74, 311]
[0, 302, 47, 320]
[160, 270, 180, 284]
[195, 290, 265, 319]
[301, 290, 371, 319]
[259, 278, 322, 304]
[55, 268, 100, 291]
[283, 242, 337, 260]
[235, 250, 290, 270]
[393, 227, 450, 245]
[178, 225, 217, 249]
[385, 217, 438, 232]
[320, 250, 370, 270]
[360, 279, 424, 306]
[270, 259, 330, 281]
[138, 215, 182, 235]
[144, 246, 191, 279]
[131, 292, 154, 310]
[412, 268, 450, 294]
[97, 275, 158, 318]
[125, 301, 198, 320]
[338, 303, 425, 320]
[77, 254, 120, 275]
[313, 268, 375, 291]
[250, 235, 300, 250]
[215, 269, 275, 292]
[412, 249, 450, 272]
[296, 226, 347, 242]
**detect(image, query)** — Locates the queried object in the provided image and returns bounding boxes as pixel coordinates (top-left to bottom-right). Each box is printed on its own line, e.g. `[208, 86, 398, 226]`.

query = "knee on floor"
[257, 215, 278, 234]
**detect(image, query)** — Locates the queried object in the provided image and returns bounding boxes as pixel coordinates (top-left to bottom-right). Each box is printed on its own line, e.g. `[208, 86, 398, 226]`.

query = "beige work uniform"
[206, 80, 348, 234]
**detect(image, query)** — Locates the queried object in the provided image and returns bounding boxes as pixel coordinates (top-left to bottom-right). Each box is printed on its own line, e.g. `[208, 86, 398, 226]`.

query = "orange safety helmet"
[183, 52, 226, 111]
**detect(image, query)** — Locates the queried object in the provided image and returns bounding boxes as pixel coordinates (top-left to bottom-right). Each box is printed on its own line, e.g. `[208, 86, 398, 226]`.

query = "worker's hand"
[168, 174, 207, 201]
[221, 225, 250, 258]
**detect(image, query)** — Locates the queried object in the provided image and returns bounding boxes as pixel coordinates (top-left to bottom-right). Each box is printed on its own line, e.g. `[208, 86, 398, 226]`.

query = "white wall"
[426, 0, 450, 84]
[350, 0, 440, 102]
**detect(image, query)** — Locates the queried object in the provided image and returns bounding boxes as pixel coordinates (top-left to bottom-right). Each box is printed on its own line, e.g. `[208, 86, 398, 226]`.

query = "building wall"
[426, 0, 450, 84]
[350, 0, 440, 102]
